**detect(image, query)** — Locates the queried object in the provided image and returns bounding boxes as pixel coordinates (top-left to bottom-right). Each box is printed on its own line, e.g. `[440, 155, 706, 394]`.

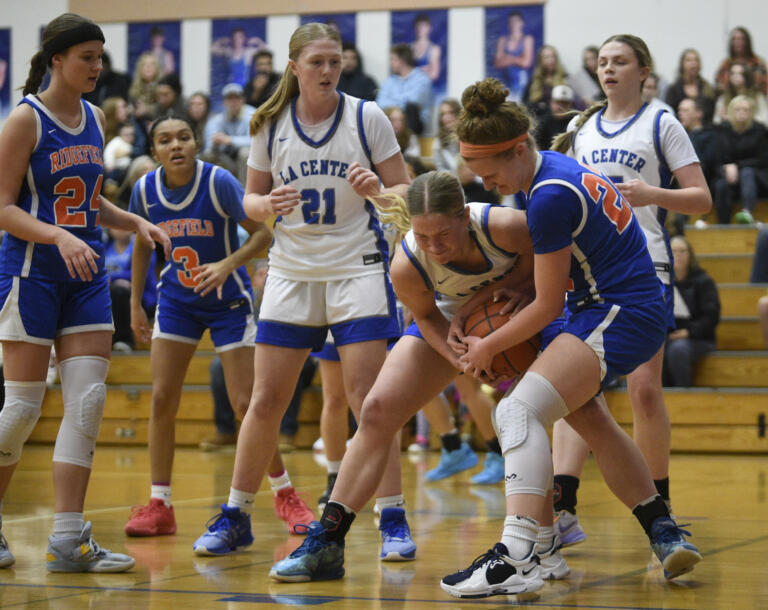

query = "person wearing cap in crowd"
[534, 84, 576, 151]
[201, 83, 256, 184]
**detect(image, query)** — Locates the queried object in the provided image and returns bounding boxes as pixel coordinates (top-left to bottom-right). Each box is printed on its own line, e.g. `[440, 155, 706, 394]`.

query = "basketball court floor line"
[0, 581, 702, 610]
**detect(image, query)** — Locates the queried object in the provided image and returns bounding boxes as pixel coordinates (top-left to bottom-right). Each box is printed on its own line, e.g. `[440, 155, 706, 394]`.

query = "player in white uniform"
[549, 34, 711, 544]
[193, 23, 413, 559]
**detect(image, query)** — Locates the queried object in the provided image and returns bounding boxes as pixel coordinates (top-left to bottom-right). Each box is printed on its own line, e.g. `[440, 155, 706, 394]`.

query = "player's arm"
[461, 246, 571, 378]
[348, 153, 411, 206]
[615, 162, 711, 214]
[99, 197, 171, 259]
[447, 207, 534, 353]
[243, 167, 300, 221]
[192, 218, 272, 298]
[130, 236, 155, 345]
[391, 248, 461, 370]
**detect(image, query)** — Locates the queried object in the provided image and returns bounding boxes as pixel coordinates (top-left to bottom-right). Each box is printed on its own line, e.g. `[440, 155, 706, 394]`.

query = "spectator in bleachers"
[153, 73, 185, 120]
[201, 83, 256, 184]
[715, 27, 767, 96]
[114, 155, 156, 210]
[663, 236, 720, 387]
[83, 51, 130, 106]
[385, 106, 421, 158]
[186, 91, 210, 151]
[432, 98, 461, 173]
[244, 49, 280, 109]
[642, 72, 674, 113]
[103, 123, 135, 185]
[673, 98, 724, 231]
[337, 43, 377, 101]
[523, 44, 568, 118]
[129, 52, 162, 124]
[432, 98, 498, 203]
[534, 84, 575, 151]
[713, 95, 768, 224]
[103, 96, 129, 144]
[666, 49, 716, 125]
[568, 46, 604, 106]
[713, 62, 768, 126]
[377, 43, 434, 135]
[104, 228, 157, 353]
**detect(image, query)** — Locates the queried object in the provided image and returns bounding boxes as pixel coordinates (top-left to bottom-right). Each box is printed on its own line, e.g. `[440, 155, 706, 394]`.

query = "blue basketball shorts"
[258, 273, 401, 351]
[153, 293, 256, 352]
[556, 299, 667, 390]
[0, 274, 113, 345]
[663, 282, 676, 332]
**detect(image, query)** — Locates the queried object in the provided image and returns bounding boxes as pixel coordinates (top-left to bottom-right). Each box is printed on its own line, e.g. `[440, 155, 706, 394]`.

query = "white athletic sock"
[501, 515, 538, 560]
[268, 470, 292, 494]
[326, 460, 342, 475]
[151, 484, 172, 507]
[51, 512, 84, 540]
[536, 525, 555, 553]
[227, 487, 255, 514]
[375, 494, 405, 512]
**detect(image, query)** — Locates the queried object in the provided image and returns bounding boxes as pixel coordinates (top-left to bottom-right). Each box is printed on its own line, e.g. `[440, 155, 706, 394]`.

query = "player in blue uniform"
[124, 115, 314, 540]
[0, 13, 169, 572]
[437, 78, 702, 597]
[549, 35, 712, 541]
[193, 23, 413, 559]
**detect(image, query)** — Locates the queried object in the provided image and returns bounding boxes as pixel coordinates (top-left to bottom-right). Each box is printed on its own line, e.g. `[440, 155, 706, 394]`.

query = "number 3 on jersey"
[53, 175, 103, 226]
[581, 173, 631, 234]
[172, 246, 201, 288]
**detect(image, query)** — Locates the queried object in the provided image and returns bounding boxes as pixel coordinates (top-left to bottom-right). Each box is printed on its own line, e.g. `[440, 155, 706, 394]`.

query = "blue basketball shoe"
[648, 518, 701, 579]
[470, 452, 504, 484]
[425, 443, 479, 481]
[269, 521, 345, 582]
[193, 505, 254, 556]
[379, 507, 416, 561]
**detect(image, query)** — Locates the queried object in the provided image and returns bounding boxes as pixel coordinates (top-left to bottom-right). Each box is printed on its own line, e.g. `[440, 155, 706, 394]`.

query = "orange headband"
[459, 133, 529, 159]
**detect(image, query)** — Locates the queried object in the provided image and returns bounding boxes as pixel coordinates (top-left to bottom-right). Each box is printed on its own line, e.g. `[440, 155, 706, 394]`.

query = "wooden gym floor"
[0, 445, 765, 609]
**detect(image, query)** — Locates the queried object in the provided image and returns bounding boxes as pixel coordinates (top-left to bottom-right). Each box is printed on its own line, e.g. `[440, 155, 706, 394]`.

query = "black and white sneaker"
[440, 543, 544, 598]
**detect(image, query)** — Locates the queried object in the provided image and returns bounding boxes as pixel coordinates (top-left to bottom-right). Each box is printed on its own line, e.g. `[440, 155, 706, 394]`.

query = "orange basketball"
[463, 299, 541, 378]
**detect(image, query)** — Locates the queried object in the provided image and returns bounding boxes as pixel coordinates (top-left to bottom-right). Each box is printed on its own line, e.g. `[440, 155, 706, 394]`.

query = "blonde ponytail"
[369, 193, 412, 236]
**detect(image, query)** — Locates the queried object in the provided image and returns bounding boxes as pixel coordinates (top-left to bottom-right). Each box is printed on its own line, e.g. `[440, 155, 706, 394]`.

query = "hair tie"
[459, 133, 529, 159]
[43, 23, 105, 66]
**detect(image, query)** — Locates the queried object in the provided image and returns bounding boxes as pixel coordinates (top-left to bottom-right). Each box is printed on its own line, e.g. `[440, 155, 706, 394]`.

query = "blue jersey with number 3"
[0, 95, 106, 282]
[129, 160, 253, 311]
[525, 151, 662, 311]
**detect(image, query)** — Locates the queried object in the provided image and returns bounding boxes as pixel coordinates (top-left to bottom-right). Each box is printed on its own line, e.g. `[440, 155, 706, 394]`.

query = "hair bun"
[461, 78, 509, 117]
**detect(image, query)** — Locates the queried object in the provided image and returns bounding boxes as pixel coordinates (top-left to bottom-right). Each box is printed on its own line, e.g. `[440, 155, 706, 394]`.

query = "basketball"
[463, 299, 541, 378]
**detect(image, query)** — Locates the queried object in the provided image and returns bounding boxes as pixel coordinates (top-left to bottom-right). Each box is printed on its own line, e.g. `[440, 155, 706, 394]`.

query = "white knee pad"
[0, 381, 46, 466]
[494, 372, 570, 497]
[53, 356, 109, 469]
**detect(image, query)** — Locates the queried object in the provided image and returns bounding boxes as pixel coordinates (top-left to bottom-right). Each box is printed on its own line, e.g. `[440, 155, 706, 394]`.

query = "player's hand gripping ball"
[463, 298, 541, 378]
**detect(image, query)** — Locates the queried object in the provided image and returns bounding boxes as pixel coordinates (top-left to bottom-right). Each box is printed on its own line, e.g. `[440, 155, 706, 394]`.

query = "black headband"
[43, 23, 105, 66]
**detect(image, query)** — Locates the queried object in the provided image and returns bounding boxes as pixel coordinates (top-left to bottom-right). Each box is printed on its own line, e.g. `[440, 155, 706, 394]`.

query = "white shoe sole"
[663, 548, 702, 579]
[440, 576, 544, 598]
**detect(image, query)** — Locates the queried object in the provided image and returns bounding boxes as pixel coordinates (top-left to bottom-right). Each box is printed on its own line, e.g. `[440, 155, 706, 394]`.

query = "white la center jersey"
[261, 94, 397, 281]
[401, 202, 520, 319]
[571, 102, 681, 284]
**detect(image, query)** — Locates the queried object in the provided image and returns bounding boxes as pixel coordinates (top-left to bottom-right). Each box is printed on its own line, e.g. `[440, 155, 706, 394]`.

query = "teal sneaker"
[470, 452, 504, 484]
[425, 443, 479, 481]
[0, 531, 15, 568]
[649, 518, 701, 579]
[269, 521, 345, 582]
[734, 209, 755, 224]
[46, 522, 135, 573]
